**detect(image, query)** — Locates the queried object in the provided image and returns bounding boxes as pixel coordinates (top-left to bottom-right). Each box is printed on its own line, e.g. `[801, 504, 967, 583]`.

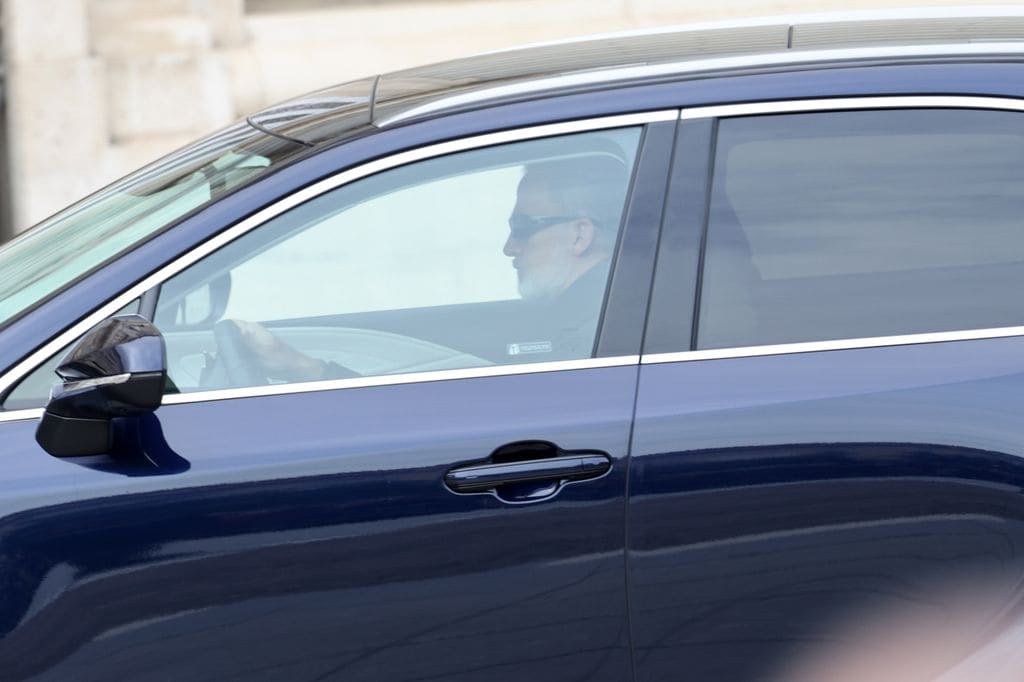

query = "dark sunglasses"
[507, 214, 583, 240]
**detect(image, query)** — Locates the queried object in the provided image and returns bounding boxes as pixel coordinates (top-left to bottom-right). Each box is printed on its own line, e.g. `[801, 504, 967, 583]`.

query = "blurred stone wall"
[0, 0, 1008, 234]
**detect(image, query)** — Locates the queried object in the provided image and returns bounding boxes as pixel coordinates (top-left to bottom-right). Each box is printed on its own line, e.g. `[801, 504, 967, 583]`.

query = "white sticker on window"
[507, 341, 553, 355]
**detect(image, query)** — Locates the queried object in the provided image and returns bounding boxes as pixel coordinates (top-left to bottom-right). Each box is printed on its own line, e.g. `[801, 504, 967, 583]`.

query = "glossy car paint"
[0, 368, 637, 680]
[0, 51, 1022, 680]
[629, 339, 1024, 681]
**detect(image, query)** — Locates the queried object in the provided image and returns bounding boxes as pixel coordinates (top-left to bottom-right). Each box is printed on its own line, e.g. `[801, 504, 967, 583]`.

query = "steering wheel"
[213, 319, 269, 387]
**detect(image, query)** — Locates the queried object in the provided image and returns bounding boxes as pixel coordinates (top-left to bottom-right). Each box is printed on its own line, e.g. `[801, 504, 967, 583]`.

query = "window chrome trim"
[0, 110, 674, 408]
[160, 355, 640, 406]
[642, 326, 1024, 366]
[0, 408, 42, 424]
[377, 43, 1024, 126]
[679, 95, 1024, 120]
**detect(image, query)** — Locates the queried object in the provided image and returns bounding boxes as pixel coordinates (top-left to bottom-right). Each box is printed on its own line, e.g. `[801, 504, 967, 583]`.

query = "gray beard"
[517, 260, 573, 300]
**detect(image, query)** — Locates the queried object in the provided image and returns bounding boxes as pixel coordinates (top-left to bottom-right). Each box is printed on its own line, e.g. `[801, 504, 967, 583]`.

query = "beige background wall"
[0, 0, 1018, 234]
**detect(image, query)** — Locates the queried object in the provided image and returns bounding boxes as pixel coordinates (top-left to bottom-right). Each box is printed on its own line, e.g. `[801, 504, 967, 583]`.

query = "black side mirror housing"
[36, 315, 167, 457]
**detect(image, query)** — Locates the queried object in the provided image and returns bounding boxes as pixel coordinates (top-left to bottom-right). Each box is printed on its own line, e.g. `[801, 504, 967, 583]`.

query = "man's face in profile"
[504, 173, 588, 300]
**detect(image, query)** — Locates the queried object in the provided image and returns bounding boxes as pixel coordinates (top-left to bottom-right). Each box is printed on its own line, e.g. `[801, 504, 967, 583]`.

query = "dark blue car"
[2, 8, 1024, 680]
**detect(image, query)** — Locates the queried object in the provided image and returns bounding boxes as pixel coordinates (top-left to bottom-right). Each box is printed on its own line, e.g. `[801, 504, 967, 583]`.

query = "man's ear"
[570, 219, 596, 255]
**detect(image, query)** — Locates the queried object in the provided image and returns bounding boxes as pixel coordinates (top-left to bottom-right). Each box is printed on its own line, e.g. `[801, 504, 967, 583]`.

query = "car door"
[0, 113, 676, 680]
[629, 97, 1024, 682]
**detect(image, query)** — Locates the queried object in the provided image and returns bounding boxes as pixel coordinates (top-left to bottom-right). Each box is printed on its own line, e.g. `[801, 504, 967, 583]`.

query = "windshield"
[0, 122, 304, 328]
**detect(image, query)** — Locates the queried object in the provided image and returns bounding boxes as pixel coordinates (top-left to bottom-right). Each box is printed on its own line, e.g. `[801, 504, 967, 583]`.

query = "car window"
[0, 123, 301, 330]
[696, 108, 1024, 350]
[154, 127, 642, 392]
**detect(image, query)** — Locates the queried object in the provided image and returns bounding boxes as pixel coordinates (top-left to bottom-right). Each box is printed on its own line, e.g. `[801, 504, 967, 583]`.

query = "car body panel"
[629, 339, 1024, 681]
[0, 368, 637, 680]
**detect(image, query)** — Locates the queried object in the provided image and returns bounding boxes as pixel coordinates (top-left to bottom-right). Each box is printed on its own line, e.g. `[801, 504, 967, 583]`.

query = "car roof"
[247, 6, 1024, 146]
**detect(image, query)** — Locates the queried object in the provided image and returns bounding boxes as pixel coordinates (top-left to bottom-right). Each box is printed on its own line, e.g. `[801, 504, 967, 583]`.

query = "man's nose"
[503, 233, 520, 257]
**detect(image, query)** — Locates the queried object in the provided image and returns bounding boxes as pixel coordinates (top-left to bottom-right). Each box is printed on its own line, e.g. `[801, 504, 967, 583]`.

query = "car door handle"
[445, 454, 611, 494]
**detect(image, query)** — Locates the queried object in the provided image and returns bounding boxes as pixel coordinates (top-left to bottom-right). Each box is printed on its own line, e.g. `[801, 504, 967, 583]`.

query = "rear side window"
[697, 108, 1024, 350]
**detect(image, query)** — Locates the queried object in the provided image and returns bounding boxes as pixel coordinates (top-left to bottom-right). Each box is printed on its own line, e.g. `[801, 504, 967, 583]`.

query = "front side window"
[154, 127, 642, 392]
[697, 108, 1024, 350]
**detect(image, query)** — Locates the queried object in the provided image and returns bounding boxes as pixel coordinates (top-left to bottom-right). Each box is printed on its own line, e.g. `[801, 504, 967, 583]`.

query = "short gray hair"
[521, 155, 630, 251]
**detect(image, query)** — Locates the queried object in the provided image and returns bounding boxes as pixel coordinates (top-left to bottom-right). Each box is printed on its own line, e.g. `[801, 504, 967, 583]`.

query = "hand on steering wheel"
[214, 319, 357, 387]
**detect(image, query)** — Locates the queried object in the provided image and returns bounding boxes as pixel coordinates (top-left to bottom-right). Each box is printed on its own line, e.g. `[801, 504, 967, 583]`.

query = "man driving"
[230, 153, 629, 381]
[500, 155, 627, 360]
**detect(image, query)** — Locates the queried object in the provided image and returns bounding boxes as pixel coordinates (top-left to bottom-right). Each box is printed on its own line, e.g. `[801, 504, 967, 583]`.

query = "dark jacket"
[504, 261, 610, 362]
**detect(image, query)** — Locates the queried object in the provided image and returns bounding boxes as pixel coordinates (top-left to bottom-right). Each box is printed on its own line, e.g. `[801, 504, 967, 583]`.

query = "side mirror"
[36, 315, 167, 457]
